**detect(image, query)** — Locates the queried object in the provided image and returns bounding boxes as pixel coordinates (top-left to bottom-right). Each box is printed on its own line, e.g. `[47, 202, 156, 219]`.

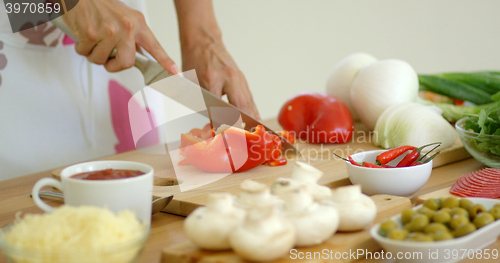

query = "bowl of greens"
[456, 113, 500, 167]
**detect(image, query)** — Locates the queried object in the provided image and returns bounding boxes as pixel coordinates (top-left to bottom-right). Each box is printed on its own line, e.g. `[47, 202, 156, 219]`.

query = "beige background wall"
[145, 0, 500, 120]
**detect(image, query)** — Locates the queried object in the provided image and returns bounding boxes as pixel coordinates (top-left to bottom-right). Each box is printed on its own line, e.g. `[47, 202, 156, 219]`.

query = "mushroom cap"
[184, 195, 245, 250]
[291, 161, 323, 183]
[288, 204, 339, 247]
[328, 193, 376, 231]
[330, 184, 363, 202]
[230, 209, 296, 261]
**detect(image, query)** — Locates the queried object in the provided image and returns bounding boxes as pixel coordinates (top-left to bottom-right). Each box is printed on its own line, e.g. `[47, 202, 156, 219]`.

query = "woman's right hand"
[61, 0, 180, 74]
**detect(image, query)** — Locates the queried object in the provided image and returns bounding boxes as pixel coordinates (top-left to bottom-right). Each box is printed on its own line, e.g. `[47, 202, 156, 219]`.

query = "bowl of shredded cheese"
[0, 205, 149, 263]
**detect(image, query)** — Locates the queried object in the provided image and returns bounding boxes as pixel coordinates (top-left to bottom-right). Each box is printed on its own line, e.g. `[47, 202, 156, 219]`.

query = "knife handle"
[51, 16, 153, 73]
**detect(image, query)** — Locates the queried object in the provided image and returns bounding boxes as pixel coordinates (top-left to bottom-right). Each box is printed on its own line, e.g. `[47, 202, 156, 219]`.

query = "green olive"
[442, 196, 460, 208]
[379, 220, 398, 236]
[433, 210, 452, 224]
[409, 214, 430, 232]
[439, 207, 452, 214]
[418, 206, 436, 218]
[450, 216, 470, 230]
[469, 204, 487, 219]
[407, 232, 434, 242]
[432, 231, 454, 241]
[459, 198, 474, 210]
[401, 208, 416, 224]
[387, 229, 409, 240]
[450, 207, 469, 218]
[423, 198, 442, 211]
[424, 223, 449, 234]
[401, 208, 417, 224]
[418, 207, 436, 218]
[489, 207, 500, 220]
[494, 203, 500, 210]
[453, 223, 476, 238]
[473, 212, 495, 228]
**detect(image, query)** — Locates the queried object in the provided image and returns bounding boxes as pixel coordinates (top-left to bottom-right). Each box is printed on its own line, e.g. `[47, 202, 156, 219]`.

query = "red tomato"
[278, 92, 354, 144]
[180, 125, 284, 173]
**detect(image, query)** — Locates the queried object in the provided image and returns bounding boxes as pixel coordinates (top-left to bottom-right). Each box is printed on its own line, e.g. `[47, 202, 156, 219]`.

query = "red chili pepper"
[396, 142, 441, 167]
[348, 156, 363, 166]
[376, 146, 416, 165]
[422, 151, 441, 164]
[333, 153, 362, 166]
[363, 162, 383, 168]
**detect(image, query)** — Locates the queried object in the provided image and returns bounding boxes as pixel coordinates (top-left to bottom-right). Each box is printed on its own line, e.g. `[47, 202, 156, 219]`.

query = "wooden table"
[0, 114, 498, 263]
[1, 156, 499, 263]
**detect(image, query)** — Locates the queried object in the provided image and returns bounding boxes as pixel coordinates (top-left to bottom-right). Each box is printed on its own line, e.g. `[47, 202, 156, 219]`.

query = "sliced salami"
[450, 168, 500, 199]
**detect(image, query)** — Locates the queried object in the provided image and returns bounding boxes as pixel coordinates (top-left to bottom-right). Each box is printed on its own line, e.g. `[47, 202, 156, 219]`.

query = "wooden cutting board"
[151, 120, 468, 216]
[417, 186, 458, 203]
[417, 186, 500, 203]
[161, 194, 411, 263]
[50, 120, 470, 216]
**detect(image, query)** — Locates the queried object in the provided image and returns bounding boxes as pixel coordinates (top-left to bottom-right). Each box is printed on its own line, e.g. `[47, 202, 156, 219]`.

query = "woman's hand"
[175, 0, 261, 120]
[62, 0, 180, 74]
[181, 38, 261, 120]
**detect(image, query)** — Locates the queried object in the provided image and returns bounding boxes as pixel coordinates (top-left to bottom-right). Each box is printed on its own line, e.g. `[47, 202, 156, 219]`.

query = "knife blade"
[51, 17, 298, 154]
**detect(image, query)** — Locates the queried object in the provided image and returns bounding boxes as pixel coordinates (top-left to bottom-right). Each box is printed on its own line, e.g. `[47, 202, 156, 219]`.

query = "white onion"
[350, 59, 419, 130]
[374, 102, 457, 150]
[325, 53, 377, 120]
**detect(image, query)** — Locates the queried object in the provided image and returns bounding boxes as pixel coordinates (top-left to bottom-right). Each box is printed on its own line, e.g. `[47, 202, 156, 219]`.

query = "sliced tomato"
[277, 130, 296, 145]
[180, 125, 285, 173]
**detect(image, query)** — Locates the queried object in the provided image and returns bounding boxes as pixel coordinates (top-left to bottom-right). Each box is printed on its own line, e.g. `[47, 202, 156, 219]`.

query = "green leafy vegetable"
[463, 102, 500, 159]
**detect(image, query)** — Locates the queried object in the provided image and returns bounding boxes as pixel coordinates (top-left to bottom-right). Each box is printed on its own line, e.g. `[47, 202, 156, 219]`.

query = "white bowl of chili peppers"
[343, 143, 441, 198]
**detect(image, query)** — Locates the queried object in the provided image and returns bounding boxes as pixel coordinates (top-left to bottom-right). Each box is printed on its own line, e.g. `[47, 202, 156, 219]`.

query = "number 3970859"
[5, 3, 61, 14]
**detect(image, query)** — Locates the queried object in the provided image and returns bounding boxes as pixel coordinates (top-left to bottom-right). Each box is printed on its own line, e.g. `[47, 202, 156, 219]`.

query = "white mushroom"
[290, 161, 332, 201]
[270, 177, 303, 200]
[281, 184, 339, 247]
[324, 185, 377, 231]
[236, 179, 281, 210]
[183, 193, 245, 250]
[229, 207, 296, 262]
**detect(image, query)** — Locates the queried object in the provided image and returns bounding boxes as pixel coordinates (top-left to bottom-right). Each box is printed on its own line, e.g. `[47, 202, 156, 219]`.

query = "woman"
[0, 0, 260, 180]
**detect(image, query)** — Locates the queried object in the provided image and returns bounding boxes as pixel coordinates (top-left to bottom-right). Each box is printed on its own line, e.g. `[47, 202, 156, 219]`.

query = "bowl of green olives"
[370, 197, 500, 263]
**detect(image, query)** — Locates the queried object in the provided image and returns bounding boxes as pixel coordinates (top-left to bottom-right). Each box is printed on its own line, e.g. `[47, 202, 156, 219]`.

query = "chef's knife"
[51, 17, 298, 154]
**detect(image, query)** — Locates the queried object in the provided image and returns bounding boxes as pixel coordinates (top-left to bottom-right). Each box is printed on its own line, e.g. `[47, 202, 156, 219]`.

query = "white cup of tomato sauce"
[31, 161, 153, 224]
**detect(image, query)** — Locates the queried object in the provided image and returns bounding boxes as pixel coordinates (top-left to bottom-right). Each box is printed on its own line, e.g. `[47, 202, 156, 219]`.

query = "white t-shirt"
[0, 0, 158, 180]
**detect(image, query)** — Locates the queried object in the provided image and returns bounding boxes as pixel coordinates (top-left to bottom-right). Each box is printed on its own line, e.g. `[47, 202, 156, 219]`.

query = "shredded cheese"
[0, 205, 147, 263]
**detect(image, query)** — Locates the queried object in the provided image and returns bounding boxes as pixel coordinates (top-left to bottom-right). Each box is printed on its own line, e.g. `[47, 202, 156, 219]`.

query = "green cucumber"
[436, 72, 500, 95]
[419, 75, 493, 105]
